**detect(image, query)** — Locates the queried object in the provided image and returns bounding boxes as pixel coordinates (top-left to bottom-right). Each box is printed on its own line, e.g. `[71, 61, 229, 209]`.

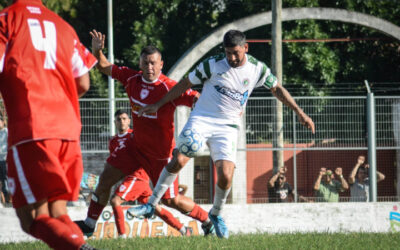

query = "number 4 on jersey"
[27, 18, 56, 69]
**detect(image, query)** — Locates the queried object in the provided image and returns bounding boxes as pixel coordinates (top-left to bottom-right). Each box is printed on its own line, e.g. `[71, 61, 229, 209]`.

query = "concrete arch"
[167, 7, 400, 81]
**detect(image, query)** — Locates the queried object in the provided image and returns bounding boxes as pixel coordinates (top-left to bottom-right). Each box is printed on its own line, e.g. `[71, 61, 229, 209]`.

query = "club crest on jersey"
[243, 78, 249, 85]
[140, 89, 149, 99]
[119, 185, 126, 192]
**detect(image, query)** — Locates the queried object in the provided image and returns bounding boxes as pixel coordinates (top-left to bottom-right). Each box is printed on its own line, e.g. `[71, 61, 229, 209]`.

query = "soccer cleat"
[201, 222, 215, 236]
[183, 227, 193, 236]
[75, 220, 95, 237]
[208, 213, 229, 238]
[118, 234, 127, 239]
[127, 203, 155, 219]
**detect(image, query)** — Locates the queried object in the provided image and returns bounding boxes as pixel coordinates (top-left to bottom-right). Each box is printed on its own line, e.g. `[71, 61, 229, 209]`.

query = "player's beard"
[228, 58, 244, 68]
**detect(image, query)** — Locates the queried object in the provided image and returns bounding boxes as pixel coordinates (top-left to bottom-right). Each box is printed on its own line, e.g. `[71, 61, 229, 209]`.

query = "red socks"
[87, 199, 105, 221]
[57, 214, 85, 242]
[188, 204, 208, 222]
[157, 208, 183, 231]
[112, 205, 126, 235]
[30, 214, 85, 250]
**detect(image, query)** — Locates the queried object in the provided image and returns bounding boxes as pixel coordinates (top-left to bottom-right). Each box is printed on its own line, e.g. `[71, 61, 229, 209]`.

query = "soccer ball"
[177, 128, 205, 157]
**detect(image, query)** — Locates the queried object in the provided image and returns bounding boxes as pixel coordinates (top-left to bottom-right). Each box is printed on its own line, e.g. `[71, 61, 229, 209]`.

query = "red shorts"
[107, 137, 179, 200]
[7, 139, 83, 209]
[114, 175, 152, 204]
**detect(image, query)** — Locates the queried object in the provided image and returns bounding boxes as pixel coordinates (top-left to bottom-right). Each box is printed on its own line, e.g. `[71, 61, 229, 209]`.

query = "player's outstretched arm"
[270, 84, 315, 134]
[138, 77, 193, 117]
[89, 29, 112, 76]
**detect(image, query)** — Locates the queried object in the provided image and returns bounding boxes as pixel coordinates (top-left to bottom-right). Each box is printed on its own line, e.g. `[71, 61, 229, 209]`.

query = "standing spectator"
[0, 117, 8, 204]
[314, 167, 349, 202]
[268, 166, 293, 203]
[0, 1, 97, 249]
[348, 155, 385, 202]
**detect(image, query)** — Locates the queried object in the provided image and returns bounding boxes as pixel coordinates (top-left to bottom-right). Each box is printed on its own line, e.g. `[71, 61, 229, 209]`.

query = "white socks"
[210, 185, 231, 216]
[148, 167, 178, 206]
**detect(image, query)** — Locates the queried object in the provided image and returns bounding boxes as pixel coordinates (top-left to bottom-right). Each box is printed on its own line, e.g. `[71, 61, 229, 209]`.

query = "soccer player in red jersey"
[0, 1, 97, 249]
[109, 109, 192, 237]
[75, 30, 214, 236]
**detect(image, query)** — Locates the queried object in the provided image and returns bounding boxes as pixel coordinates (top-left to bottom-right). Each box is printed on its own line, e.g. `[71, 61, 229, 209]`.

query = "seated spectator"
[314, 167, 348, 202]
[348, 155, 385, 202]
[268, 166, 293, 203]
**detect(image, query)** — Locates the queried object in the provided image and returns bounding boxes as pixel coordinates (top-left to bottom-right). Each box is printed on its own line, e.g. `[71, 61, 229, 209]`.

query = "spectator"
[267, 166, 293, 203]
[0, 117, 8, 204]
[348, 155, 385, 202]
[314, 167, 348, 202]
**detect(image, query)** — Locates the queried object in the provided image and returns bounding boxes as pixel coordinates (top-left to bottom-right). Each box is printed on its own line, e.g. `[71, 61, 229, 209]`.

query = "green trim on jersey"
[257, 63, 267, 84]
[247, 54, 258, 66]
[264, 74, 277, 88]
[211, 53, 225, 62]
[203, 60, 211, 79]
[195, 69, 206, 84]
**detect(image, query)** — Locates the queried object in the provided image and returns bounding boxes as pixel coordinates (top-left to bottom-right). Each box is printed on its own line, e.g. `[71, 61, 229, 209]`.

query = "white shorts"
[181, 116, 239, 163]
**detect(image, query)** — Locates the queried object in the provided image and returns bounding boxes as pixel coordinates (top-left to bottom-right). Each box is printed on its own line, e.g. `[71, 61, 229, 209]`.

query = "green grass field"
[1, 233, 399, 250]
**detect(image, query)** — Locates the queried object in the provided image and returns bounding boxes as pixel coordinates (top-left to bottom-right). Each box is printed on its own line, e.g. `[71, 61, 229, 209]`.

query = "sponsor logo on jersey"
[140, 89, 149, 99]
[217, 71, 228, 78]
[214, 85, 249, 106]
[130, 97, 157, 118]
[27, 6, 41, 14]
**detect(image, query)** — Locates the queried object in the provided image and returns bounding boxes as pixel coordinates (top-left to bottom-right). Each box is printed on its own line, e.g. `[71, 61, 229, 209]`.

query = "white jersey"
[188, 53, 277, 125]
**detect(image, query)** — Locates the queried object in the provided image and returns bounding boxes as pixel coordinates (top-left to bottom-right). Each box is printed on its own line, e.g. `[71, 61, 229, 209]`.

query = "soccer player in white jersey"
[130, 30, 315, 238]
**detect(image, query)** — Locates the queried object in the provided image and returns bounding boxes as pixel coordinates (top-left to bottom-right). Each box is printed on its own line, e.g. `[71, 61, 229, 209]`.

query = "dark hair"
[140, 45, 162, 58]
[223, 30, 246, 48]
[114, 109, 129, 118]
[357, 166, 368, 175]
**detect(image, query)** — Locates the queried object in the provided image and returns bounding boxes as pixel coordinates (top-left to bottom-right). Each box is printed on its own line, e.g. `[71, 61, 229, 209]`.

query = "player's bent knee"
[110, 195, 123, 207]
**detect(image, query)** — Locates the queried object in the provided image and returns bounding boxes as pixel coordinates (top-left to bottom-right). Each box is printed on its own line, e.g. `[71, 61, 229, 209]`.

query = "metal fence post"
[108, 0, 115, 136]
[293, 109, 298, 202]
[366, 81, 377, 202]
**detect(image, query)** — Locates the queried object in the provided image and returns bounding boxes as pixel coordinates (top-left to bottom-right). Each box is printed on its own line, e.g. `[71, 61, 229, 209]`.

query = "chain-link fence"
[244, 96, 399, 204]
[76, 95, 400, 204]
[1, 95, 398, 204]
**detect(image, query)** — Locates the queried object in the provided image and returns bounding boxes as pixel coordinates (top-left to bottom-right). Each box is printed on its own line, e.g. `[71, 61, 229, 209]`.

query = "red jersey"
[0, 0, 97, 147]
[108, 129, 134, 154]
[112, 65, 198, 159]
[109, 129, 148, 180]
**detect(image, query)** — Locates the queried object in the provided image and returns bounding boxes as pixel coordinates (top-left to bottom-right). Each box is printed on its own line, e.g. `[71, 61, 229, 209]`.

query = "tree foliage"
[0, 0, 398, 97]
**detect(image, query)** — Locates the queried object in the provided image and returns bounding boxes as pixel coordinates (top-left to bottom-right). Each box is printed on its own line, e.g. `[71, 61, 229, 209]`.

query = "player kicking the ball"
[132, 30, 315, 238]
